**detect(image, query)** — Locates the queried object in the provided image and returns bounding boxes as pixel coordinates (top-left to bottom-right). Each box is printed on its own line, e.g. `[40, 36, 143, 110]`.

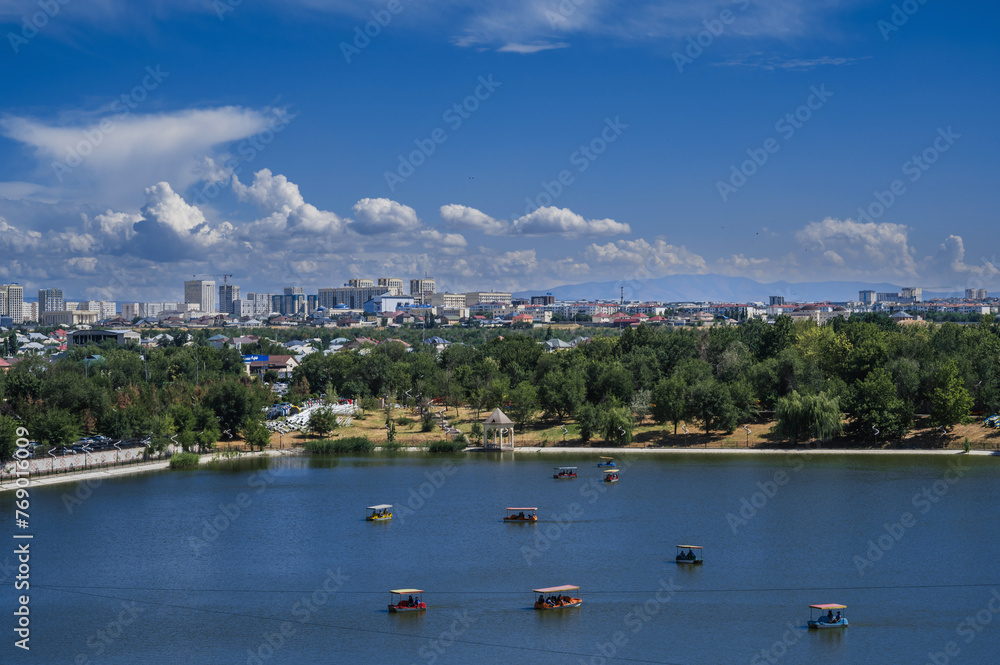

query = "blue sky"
[1, 0, 997, 301]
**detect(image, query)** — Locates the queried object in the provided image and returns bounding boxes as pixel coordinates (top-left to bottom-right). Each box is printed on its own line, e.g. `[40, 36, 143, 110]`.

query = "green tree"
[507, 380, 538, 431]
[538, 368, 586, 421]
[203, 381, 265, 434]
[774, 390, 843, 444]
[929, 364, 973, 429]
[241, 417, 271, 452]
[652, 374, 688, 435]
[576, 402, 601, 443]
[309, 407, 339, 438]
[845, 368, 912, 440]
[689, 380, 737, 435]
[30, 408, 81, 447]
[0, 415, 19, 464]
[630, 389, 652, 426]
[601, 406, 634, 446]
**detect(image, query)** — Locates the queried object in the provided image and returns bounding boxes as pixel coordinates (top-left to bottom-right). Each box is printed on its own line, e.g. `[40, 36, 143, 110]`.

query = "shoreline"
[0, 449, 296, 493]
[480, 446, 1000, 456]
[4, 446, 995, 492]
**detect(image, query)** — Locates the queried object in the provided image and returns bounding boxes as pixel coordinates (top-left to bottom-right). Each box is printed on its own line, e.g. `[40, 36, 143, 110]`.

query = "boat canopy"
[555, 467, 578, 470]
[367, 504, 393, 510]
[603, 469, 621, 474]
[676, 545, 703, 549]
[533, 585, 580, 593]
[506, 507, 538, 511]
[809, 604, 847, 610]
[599, 457, 614, 460]
[390, 588, 423, 594]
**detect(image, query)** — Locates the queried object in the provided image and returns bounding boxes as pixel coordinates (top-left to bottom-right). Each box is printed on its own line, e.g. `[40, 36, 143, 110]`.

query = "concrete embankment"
[0, 449, 298, 493]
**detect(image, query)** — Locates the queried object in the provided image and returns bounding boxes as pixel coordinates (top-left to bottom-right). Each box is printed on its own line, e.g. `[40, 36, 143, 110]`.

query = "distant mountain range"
[516, 274, 964, 303]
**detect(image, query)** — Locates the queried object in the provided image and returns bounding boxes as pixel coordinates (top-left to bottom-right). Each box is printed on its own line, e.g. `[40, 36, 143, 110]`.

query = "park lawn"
[248, 406, 1000, 452]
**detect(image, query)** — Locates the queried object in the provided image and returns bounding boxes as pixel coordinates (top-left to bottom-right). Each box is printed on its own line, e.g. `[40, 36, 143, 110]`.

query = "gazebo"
[483, 408, 515, 450]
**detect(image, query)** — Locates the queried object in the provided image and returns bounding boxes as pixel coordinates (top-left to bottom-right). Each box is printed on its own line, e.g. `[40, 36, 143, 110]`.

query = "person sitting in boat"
[518, 512, 525, 519]
[826, 610, 834, 623]
[407, 595, 414, 606]
[687, 549, 696, 560]
[834, 611, 841, 623]
[538, 594, 545, 605]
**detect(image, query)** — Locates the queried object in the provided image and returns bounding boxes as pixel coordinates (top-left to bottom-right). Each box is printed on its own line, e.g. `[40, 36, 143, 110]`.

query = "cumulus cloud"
[513, 206, 630, 236]
[795, 217, 918, 278]
[440, 204, 509, 235]
[926, 235, 1000, 288]
[233, 169, 346, 236]
[351, 198, 422, 236]
[440, 204, 628, 237]
[585, 237, 707, 276]
[0, 106, 279, 206]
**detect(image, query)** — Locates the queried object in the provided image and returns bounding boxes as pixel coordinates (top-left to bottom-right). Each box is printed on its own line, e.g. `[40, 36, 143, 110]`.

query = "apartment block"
[184, 280, 216, 312]
[0, 284, 24, 323]
[409, 278, 435, 304]
[377, 277, 404, 296]
[38, 288, 64, 320]
[219, 284, 241, 315]
[465, 291, 513, 307]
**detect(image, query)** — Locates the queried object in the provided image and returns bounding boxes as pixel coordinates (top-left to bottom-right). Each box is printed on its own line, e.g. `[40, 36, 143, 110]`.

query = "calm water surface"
[4, 452, 1000, 664]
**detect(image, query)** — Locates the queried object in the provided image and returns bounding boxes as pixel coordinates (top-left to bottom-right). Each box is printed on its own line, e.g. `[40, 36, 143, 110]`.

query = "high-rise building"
[218, 284, 241, 315]
[377, 277, 404, 296]
[80, 301, 117, 319]
[966, 288, 988, 300]
[38, 288, 64, 321]
[859, 290, 876, 305]
[184, 280, 216, 312]
[769, 295, 785, 306]
[348, 278, 374, 288]
[465, 291, 513, 307]
[901, 287, 922, 303]
[319, 285, 385, 310]
[244, 292, 274, 317]
[531, 294, 555, 306]
[409, 279, 436, 304]
[0, 284, 24, 324]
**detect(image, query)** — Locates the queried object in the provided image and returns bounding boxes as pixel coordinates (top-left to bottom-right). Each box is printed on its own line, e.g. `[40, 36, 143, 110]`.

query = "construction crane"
[192, 273, 234, 284]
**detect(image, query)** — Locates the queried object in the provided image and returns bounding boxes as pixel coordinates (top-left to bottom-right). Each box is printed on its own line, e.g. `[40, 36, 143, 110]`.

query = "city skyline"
[1, 1, 998, 301]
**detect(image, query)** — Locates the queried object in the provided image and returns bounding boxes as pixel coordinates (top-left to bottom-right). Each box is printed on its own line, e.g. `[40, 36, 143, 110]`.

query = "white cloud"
[513, 206, 630, 236]
[795, 217, 918, 278]
[440, 204, 509, 235]
[440, 204, 629, 237]
[0, 106, 279, 206]
[497, 42, 570, 54]
[351, 198, 422, 236]
[585, 237, 707, 276]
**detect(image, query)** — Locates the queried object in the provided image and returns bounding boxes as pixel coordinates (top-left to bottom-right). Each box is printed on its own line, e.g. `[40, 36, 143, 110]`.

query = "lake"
[4, 452, 1000, 664]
